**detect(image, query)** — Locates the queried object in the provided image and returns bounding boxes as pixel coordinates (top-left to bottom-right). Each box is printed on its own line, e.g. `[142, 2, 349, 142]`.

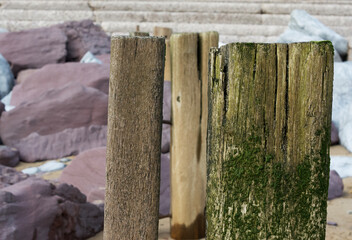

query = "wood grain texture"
[207, 42, 333, 239]
[104, 36, 165, 240]
[153, 27, 173, 82]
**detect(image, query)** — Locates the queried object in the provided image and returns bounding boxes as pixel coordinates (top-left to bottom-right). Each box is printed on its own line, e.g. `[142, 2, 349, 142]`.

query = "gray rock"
[289, 9, 348, 57]
[0, 26, 67, 76]
[160, 153, 170, 217]
[0, 145, 19, 167]
[0, 178, 103, 239]
[328, 170, 344, 200]
[0, 54, 14, 99]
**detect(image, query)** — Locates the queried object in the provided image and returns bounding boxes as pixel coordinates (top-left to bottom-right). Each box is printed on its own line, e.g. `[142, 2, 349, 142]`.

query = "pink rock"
[0, 164, 29, 189]
[96, 53, 110, 65]
[0, 83, 108, 162]
[0, 27, 67, 76]
[0, 178, 103, 239]
[59, 147, 106, 202]
[57, 19, 110, 62]
[15, 68, 37, 84]
[59, 148, 171, 216]
[328, 170, 344, 200]
[0, 146, 19, 167]
[11, 62, 109, 106]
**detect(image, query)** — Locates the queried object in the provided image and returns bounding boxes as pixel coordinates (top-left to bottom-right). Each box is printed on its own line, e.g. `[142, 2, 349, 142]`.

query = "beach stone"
[0, 54, 14, 99]
[0, 178, 103, 239]
[289, 9, 348, 58]
[0, 146, 19, 167]
[15, 68, 36, 84]
[0, 26, 67, 76]
[59, 147, 171, 216]
[160, 153, 170, 217]
[0, 164, 29, 189]
[0, 101, 4, 117]
[331, 122, 339, 145]
[162, 124, 170, 153]
[57, 19, 110, 62]
[11, 62, 109, 106]
[163, 81, 171, 122]
[38, 160, 66, 173]
[0, 83, 108, 162]
[96, 53, 110, 65]
[59, 147, 106, 202]
[21, 167, 39, 175]
[328, 170, 344, 200]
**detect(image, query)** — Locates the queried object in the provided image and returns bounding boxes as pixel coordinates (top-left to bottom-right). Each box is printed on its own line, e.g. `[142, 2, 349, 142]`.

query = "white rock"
[38, 160, 65, 172]
[22, 167, 39, 175]
[59, 157, 71, 163]
[80, 51, 103, 64]
[289, 9, 348, 57]
[330, 156, 352, 178]
[0, 54, 14, 99]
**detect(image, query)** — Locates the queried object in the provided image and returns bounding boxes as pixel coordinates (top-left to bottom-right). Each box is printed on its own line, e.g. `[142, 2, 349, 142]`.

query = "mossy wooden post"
[153, 27, 173, 81]
[207, 42, 333, 239]
[104, 36, 165, 240]
[170, 32, 218, 239]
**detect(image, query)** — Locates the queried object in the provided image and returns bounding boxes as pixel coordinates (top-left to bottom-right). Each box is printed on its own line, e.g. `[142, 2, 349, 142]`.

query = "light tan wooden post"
[170, 32, 218, 239]
[154, 27, 173, 82]
[104, 36, 165, 240]
[207, 42, 333, 239]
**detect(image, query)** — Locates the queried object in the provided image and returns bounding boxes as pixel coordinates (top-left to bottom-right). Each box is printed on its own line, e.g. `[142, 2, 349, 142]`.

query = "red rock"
[0, 27, 67, 76]
[0, 145, 19, 167]
[15, 68, 37, 84]
[96, 53, 110, 65]
[0, 83, 108, 162]
[0, 178, 103, 239]
[11, 62, 109, 106]
[57, 19, 110, 62]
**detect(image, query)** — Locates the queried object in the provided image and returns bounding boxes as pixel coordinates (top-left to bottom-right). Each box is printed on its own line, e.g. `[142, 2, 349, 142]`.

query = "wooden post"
[129, 32, 150, 37]
[170, 32, 218, 239]
[153, 27, 173, 82]
[104, 36, 165, 240]
[207, 42, 333, 239]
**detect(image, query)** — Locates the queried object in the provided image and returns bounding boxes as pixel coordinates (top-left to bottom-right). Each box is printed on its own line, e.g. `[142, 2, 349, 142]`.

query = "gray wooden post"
[104, 36, 165, 240]
[207, 42, 333, 239]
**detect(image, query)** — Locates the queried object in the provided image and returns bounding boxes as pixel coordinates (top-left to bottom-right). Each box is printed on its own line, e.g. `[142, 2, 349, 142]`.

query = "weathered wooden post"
[104, 36, 165, 240]
[207, 42, 333, 239]
[170, 32, 218, 239]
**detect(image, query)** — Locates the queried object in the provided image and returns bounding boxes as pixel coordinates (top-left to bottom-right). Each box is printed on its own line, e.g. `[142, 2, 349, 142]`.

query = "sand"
[14, 146, 352, 239]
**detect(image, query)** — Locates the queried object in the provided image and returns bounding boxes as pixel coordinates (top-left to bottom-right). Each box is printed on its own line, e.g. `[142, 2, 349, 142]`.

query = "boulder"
[277, 29, 342, 62]
[0, 83, 108, 162]
[59, 147, 106, 202]
[0, 54, 14, 99]
[288, 9, 348, 58]
[11, 62, 109, 106]
[96, 54, 110, 65]
[0, 178, 103, 239]
[0, 27, 67, 76]
[59, 147, 171, 217]
[57, 19, 110, 62]
[331, 122, 339, 145]
[328, 170, 344, 200]
[332, 62, 352, 151]
[15, 68, 37, 84]
[0, 164, 29, 189]
[0, 146, 19, 167]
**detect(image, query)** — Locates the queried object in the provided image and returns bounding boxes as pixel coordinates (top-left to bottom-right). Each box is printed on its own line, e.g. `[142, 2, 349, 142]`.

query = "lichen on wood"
[206, 42, 333, 239]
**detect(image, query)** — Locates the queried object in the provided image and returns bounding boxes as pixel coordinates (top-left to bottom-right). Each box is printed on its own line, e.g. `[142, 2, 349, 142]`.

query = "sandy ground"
[14, 146, 352, 239]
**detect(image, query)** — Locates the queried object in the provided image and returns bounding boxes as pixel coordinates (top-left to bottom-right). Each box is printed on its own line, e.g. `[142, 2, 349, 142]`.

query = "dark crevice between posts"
[283, 45, 289, 164]
[196, 34, 202, 163]
[170, 213, 206, 240]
